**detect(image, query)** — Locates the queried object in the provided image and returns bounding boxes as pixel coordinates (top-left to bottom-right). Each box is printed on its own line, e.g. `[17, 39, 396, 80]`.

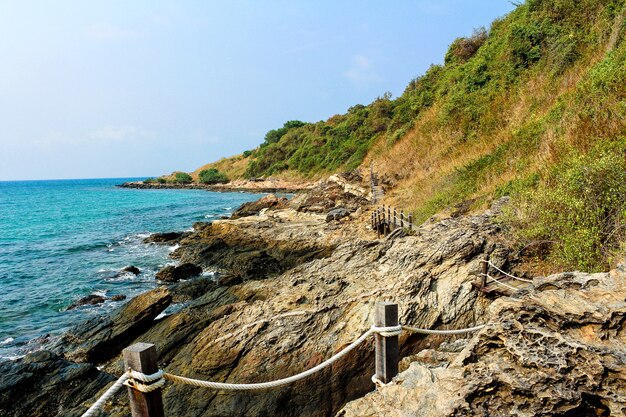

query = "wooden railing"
[371, 205, 415, 237]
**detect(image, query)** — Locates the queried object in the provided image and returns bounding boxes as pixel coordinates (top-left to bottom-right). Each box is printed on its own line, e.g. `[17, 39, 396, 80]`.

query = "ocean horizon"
[0, 177, 265, 360]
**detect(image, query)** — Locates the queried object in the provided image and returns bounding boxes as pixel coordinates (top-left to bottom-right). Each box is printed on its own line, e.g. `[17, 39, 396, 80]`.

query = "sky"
[0, 1, 516, 181]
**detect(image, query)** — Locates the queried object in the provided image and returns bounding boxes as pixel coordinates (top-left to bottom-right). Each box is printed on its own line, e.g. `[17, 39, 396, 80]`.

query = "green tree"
[174, 172, 193, 184]
[199, 168, 229, 184]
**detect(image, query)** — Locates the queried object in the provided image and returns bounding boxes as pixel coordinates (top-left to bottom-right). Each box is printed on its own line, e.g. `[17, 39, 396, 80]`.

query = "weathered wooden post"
[400, 210, 404, 228]
[123, 343, 165, 417]
[386, 207, 391, 236]
[375, 302, 399, 384]
[408, 214, 413, 231]
[393, 208, 397, 230]
[480, 256, 489, 289]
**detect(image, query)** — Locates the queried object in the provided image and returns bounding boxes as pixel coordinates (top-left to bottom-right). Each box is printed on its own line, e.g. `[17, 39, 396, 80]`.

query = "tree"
[174, 172, 192, 184]
[199, 168, 229, 184]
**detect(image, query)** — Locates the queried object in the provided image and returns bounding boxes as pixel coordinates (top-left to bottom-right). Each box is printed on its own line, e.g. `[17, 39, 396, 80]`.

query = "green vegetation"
[173, 172, 193, 184]
[185, 0, 626, 272]
[198, 168, 229, 184]
[503, 146, 626, 272]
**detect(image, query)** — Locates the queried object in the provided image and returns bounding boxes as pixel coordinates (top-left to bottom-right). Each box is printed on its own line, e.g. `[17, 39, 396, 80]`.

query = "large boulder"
[325, 207, 350, 222]
[144, 232, 183, 244]
[230, 194, 289, 219]
[339, 268, 626, 417]
[156, 263, 203, 282]
[0, 350, 115, 417]
[54, 287, 172, 363]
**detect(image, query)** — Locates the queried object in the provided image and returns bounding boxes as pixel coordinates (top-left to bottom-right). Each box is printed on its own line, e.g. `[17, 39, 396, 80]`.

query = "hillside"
[172, 0, 626, 272]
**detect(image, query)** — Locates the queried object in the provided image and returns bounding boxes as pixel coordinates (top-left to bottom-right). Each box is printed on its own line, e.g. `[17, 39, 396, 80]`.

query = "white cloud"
[342, 54, 384, 85]
[85, 23, 142, 41]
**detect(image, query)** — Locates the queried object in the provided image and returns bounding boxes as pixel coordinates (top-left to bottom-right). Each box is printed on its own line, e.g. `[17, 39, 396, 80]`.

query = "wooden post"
[400, 210, 404, 228]
[375, 302, 399, 384]
[393, 208, 397, 230]
[386, 207, 391, 236]
[408, 214, 413, 231]
[123, 343, 165, 417]
[480, 256, 489, 289]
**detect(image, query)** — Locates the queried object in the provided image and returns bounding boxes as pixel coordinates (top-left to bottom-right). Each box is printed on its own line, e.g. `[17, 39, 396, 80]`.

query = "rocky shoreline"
[117, 178, 316, 194]
[3, 173, 626, 416]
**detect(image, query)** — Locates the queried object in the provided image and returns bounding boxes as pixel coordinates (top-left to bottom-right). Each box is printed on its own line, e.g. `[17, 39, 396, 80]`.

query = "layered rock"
[230, 193, 289, 219]
[339, 267, 626, 417]
[53, 287, 172, 363]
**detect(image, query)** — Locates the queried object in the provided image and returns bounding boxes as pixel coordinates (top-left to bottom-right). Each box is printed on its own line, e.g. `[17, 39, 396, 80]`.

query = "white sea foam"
[92, 290, 107, 297]
[0, 337, 14, 345]
[168, 244, 180, 252]
[204, 214, 216, 219]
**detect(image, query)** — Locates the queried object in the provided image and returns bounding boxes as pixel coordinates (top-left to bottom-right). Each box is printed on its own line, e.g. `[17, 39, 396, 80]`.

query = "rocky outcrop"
[156, 263, 203, 282]
[168, 209, 346, 280]
[144, 231, 184, 244]
[326, 207, 350, 222]
[339, 267, 626, 417]
[290, 173, 369, 214]
[80, 204, 509, 417]
[65, 294, 128, 310]
[121, 265, 140, 275]
[230, 194, 289, 219]
[0, 350, 115, 417]
[53, 287, 172, 363]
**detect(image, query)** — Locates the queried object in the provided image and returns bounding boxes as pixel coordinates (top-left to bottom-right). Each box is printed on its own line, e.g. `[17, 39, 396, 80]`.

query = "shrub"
[156, 177, 167, 184]
[144, 177, 156, 184]
[174, 172, 193, 184]
[199, 168, 229, 184]
[445, 27, 488, 64]
[242, 150, 253, 158]
[504, 150, 626, 272]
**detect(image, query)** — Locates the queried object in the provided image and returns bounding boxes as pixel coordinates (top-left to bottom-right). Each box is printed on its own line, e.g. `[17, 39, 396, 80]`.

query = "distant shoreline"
[117, 179, 315, 194]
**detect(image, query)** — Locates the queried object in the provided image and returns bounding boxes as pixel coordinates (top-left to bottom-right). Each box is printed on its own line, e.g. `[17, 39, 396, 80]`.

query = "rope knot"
[124, 369, 166, 393]
[371, 325, 402, 337]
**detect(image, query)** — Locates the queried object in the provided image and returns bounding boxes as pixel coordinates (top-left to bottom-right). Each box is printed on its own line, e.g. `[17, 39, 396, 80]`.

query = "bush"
[199, 168, 229, 184]
[242, 150, 253, 158]
[144, 177, 156, 184]
[174, 172, 193, 184]
[504, 151, 626, 272]
[156, 177, 167, 184]
[445, 27, 488, 64]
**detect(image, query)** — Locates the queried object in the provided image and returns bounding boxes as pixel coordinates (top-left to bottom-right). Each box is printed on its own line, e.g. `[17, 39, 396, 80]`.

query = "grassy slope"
[192, 0, 626, 272]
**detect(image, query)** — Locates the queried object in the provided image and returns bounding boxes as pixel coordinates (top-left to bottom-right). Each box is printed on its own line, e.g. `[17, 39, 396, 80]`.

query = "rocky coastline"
[3, 173, 626, 416]
[117, 178, 315, 194]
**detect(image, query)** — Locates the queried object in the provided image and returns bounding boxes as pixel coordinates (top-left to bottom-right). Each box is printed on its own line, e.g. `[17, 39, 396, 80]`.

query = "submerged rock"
[120, 265, 140, 275]
[65, 294, 106, 310]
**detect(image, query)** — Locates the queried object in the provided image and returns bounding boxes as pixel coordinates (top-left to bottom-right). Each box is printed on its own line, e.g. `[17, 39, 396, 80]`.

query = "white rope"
[128, 369, 164, 383]
[371, 325, 402, 337]
[481, 260, 533, 283]
[124, 377, 166, 393]
[81, 372, 129, 417]
[161, 326, 385, 390]
[480, 273, 520, 292]
[402, 324, 485, 335]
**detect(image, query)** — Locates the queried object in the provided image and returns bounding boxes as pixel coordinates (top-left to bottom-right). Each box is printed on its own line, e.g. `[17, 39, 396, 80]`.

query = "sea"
[0, 178, 265, 361]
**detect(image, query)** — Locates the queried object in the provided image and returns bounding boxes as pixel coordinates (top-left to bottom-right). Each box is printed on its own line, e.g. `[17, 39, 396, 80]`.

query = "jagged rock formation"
[339, 267, 626, 416]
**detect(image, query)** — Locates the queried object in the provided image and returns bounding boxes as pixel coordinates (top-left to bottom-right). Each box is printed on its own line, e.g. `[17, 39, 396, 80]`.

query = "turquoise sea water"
[0, 178, 264, 360]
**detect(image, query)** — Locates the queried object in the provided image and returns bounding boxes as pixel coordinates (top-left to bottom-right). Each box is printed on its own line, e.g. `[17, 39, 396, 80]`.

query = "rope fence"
[81, 303, 486, 417]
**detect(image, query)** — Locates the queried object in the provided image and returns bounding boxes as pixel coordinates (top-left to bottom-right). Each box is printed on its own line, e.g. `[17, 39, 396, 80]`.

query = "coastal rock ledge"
[3, 185, 626, 416]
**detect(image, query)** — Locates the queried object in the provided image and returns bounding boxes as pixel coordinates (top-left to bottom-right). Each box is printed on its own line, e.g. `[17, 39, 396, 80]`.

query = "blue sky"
[0, 1, 516, 181]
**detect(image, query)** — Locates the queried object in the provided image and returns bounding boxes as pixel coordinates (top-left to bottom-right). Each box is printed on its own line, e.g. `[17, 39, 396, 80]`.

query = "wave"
[0, 337, 14, 345]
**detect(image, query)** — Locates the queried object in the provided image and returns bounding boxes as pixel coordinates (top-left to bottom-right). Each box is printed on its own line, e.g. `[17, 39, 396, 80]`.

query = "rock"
[97, 206, 510, 417]
[65, 294, 106, 310]
[109, 294, 126, 302]
[156, 263, 203, 282]
[230, 194, 289, 219]
[53, 287, 171, 363]
[290, 174, 369, 213]
[170, 276, 218, 303]
[144, 232, 183, 244]
[325, 207, 350, 222]
[121, 265, 140, 275]
[0, 350, 115, 417]
[339, 267, 626, 417]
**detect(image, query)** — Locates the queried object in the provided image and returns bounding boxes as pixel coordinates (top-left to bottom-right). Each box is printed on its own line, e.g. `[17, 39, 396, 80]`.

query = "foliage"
[198, 168, 229, 184]
[504, 147, 626, 272]
[156, 177, 167, 184]
[173, 172, 192, 184]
